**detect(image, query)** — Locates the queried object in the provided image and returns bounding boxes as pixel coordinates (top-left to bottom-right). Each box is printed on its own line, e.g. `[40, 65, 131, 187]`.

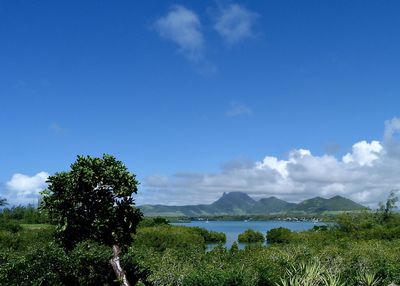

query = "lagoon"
[173, 220, 323, 249]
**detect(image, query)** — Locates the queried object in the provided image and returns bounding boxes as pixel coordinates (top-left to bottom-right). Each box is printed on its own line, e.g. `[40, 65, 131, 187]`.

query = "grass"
[20, 224, 51, 230]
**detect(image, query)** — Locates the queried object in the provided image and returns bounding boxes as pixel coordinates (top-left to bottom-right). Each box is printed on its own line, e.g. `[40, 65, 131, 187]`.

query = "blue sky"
[1, 0, 400, 206]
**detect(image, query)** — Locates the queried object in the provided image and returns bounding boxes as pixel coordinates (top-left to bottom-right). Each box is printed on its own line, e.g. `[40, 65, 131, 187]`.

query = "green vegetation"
[238, 229, 265, 243]
[0, 205, 48, 224]
[134, 225, 205, 252]
[40, 154, 142, 285]
[266, 227, 293, 244]
[0, 197, 7, 206]
[41, 154, 142, 251]
[191, 226, 226, 243]
[1, 207, 400, 285]
[0, 204, 48, 234]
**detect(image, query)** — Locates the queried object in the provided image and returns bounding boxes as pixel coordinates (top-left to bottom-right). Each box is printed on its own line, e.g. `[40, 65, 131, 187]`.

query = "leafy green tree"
[378, 190, 399, 222]
[266, 227, 292, 244]
[41, 154, 142, 285]
[238, 229, 265, 243]
[0, 197, 7, 207]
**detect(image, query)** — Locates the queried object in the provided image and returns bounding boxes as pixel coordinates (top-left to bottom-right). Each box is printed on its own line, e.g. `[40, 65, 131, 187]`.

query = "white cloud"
[140, 118, 400, 207]
[214, 4, 258, 44]
[225, 102, 253, 117]
[384, 117, 400, 141]
[256, 156, 289, 178]
[154, 6, 204, 61]
[5, 172, 49, 205]
[342, 140, 383, 166]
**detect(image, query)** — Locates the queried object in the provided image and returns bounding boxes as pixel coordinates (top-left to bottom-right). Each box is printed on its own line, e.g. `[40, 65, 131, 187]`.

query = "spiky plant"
[357, 272, 381, 286]
[277, 260, 346, 286]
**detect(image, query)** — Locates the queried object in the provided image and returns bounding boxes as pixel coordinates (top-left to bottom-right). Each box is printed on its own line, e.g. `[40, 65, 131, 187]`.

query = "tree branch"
[110, 245, 130, 286]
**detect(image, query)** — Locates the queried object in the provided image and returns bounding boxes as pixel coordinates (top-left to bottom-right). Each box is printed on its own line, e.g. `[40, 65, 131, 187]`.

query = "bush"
[266, 227, 292, 244]
[139, 217, 170, 227]
[191, 227, 226, 243]
[238, 229, 265, 243]
[0, 241, 128, 286]
[0, 222, 22, 233]
[134, 225, 205, 252]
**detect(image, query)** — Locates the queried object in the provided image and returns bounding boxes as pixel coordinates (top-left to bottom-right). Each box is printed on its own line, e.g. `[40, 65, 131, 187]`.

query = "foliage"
[357, 272, 382, 286]
[335, 192, 400, 241]
[0, 222, 22, 233]
[0, 241, 122, 285]
[1, 217, 400, 285]
[312, 225, 328, 232]
[238, 228, 265, 243]
[41, 154, 142, 250]
[134, 225, 205, 252]
[1, 190, 400, 285]
[277, 260, 345, 286]
[267, 227, 293, 244]
[190, 226, 226, 243]
[0, 197, 7, 206]
[0, 205, 48, 224]
[138, 216, 169, 227]
[378, 190, 399, 222]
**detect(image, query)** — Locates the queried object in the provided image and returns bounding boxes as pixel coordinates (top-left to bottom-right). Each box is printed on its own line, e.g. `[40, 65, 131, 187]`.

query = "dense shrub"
[238, 229, 265, 243]
[0, 240, 139, 286]
[0, 205, 47, 224]
[139, 217, 170, 227]
[0, 222, 22, 233]
[191, 227, 226, 243]
[267, 227, 293, 244]
[134, 225, 205, 251]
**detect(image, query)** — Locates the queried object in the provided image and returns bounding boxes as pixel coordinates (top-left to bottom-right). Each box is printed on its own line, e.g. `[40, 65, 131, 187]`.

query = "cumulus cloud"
[140, 118, 400, 207]
[214, 4, 258, 44]
[342, 140, 383, 166]
[154, 6, 204, 61]
[4, 172, 49, 205]
[225, 102, 253, 117]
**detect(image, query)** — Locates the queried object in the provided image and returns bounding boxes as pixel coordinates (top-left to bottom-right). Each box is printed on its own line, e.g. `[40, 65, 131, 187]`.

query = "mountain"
[293, 195, 366, 213]
[210, 192, 256, 214]
[139, 192, 366, 217]
[252, 197, 297, 214]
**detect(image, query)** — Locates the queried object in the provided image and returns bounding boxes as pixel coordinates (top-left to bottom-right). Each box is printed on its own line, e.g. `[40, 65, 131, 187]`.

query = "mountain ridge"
[139, 192, 366, 217]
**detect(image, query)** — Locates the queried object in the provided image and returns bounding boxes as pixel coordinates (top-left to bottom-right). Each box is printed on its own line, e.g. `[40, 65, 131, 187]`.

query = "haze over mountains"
[139, 192, 366, 217]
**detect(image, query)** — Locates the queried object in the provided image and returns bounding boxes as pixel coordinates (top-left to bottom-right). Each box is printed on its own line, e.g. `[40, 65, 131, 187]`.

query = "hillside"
[292, 195, 366, 213]
[139, 192, 366, 217]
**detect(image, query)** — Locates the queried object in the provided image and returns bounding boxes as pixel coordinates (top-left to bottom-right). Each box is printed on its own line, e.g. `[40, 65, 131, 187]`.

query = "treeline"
[0, 205, 47, 224]
[0, 205, 47, 233]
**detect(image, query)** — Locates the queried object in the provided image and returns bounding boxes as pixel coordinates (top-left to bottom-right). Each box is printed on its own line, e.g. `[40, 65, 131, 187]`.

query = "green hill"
[210, 192, 256, 214]
[252, 197, 297, 214]
[139, 192, 366, 217]
[293, 195, 366, 213]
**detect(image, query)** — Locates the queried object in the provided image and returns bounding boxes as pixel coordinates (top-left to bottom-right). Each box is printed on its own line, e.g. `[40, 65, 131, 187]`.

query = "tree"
[378, 190, 399, 222]
[41, 154, 142, 286]
[0, 197, 7, 207]
[238, 229, 265, 243]
[266, 227, 292, 244]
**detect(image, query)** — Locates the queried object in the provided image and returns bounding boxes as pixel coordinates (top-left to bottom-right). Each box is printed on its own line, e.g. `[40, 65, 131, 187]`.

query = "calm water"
[173, 220, 323, 249]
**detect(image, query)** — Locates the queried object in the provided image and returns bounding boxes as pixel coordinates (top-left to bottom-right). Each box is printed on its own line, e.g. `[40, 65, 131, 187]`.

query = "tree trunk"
[110, 244, 131, 286]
